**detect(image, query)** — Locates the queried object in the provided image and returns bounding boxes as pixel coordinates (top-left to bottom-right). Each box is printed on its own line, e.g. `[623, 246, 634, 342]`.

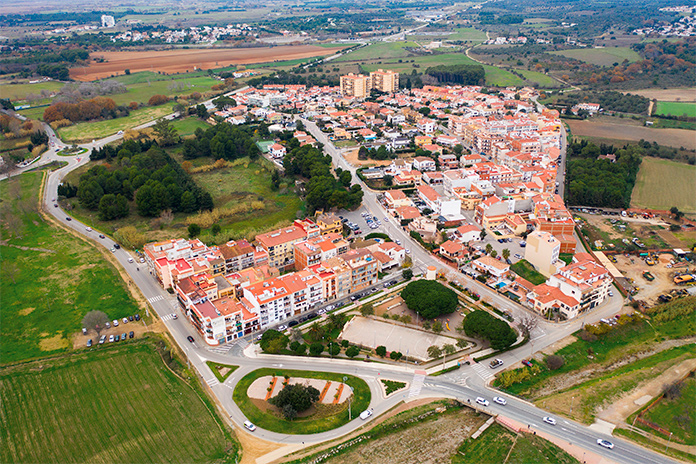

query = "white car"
[396, 240, 401, 245]
[475, 397, 489, 407]
[405, 249, 411, 254]
[122, 318, 128, 324]
[543, 416, 557, 426]
[113, 319, 119, 327]
[359, 409, 373, 420]
[243, 421, 256, 432]
[85, 227, 92, 232]
[278, 324, 288, 331]
[171, 313, 178, 320]
[596, 439, 614, 449]
[493, 396, 507, 406]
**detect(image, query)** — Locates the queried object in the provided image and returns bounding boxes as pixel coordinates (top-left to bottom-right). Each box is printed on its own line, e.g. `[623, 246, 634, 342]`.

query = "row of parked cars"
[89, 331, 135, 346]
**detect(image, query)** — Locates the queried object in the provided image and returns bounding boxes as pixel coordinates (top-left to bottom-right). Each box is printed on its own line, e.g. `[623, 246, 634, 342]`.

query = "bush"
[389, 351, 403, 361]
[268, 383, 320, 420]
[260, 330, 289, 354]
[401, 280, 458, 319]
[545, 355, 565, 370]
[148, 94, 170, 106]
[293, 343, 307, 356]
[375, 345, 387, 357]
[345, 346, 360, 358]
[309, 342, 324, 357]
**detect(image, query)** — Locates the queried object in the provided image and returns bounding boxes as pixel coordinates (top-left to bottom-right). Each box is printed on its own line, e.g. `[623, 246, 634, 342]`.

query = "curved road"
[23, 97, 674, 464]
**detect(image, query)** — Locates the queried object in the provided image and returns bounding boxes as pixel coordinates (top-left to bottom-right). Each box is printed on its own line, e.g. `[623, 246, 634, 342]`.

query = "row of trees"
[182, 124, 261, 161]
[283, 143, 363, 213]
[77, 142, 213, 220]
[566, 140, 642, 208]
[43, 96, 120, 123]
[553, 91, 650, 115]
[425, 64, 485, 86]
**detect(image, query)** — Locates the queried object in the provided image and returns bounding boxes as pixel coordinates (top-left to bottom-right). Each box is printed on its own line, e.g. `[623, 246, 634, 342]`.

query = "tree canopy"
[400, 280, 458, 319]
[269, 383, 320, 420]
[461, 310, 517, 350]
[259, 330, 289, 354]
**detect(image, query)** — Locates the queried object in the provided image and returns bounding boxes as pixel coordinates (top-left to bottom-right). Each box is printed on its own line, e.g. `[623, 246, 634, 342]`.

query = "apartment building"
[219, 239, 255, 274]
[524, 230, 560, 276]
[315, 212, 342, 235]
[370, 69, 399, 93]
[342, 249, 379, 293]
[144, 238, 208, 289]
[532, 193, 576, 253]
[340, 73, 370, 98]
[293, 233, 349, 270]
[255, 220, 319, 269]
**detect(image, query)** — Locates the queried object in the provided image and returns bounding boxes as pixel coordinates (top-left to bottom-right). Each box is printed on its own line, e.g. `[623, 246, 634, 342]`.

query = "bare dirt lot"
[70, 45, 344, 81]
[566, 120, 696, 150]
[626, 88, 696, 102]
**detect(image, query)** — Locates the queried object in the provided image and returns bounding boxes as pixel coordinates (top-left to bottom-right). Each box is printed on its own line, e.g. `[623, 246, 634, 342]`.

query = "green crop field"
[171, 117, 211, 137]
[0, 171, 141, 364]
[108, 76, 221, 106]
[517, 69, 561, 88]
[334, 41, 418, 62]
[655, 101, 696, 118]
[0, 81, 64, 101]
[448, 27, 487, 42]
[552, 47, 642, 67]
[56, 103, 175, 143]
[0, 341, 237, 463]
[453, 423, 579, 464]
[631, 157, 696, 213]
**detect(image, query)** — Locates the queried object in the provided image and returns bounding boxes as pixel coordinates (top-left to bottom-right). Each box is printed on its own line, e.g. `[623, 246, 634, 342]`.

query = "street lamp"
[570, 396, 574, 414]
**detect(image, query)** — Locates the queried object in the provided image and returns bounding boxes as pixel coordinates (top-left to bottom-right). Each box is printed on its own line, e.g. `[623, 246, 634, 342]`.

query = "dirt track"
[70, 45, 343, 81]
[566, 120, 696, 150]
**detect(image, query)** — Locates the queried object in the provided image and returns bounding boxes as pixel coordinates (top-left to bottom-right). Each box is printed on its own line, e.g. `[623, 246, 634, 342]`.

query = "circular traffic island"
[233, 368, 371, 434]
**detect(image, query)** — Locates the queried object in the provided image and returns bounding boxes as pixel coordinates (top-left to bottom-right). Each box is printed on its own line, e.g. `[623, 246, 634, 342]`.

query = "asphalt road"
[18, 93, 675, 464]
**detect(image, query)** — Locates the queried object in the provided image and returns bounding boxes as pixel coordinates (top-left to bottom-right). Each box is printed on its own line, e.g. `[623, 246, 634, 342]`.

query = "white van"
[360, 409, 373, 420]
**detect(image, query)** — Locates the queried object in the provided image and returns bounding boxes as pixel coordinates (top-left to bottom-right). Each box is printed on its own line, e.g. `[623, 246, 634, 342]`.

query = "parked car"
[475, 397, 489, 407]
[109, 335, 115, 343]
[596, 439, 614, 449]
[134, 314, 141, 321]
[278, 324, 288, 331]
[489, 358, 504, 369]
[522, 359, 533, 367]
[82, 327, 88, 335]
[129, 331, 134, 339]
[99, 335, 106, 344]
[543, 416, 557, 426]
[110, 248, 116, 253]
[243, 421, 257, 432]
[113, 319, 119, 327]
[122, 318, 128, 324]
[105, 321, 111, 329]
[359, 409, 373, 420]
[128, 315, 134, 322]
[288, 320, 299, 327]
[493, 396, 507, 405]
[87, 339, 93, 347]
[54, 203, 58, 208]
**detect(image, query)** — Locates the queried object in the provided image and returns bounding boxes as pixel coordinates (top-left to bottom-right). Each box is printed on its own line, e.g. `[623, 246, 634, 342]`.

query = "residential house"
[472, 256, 510, 278]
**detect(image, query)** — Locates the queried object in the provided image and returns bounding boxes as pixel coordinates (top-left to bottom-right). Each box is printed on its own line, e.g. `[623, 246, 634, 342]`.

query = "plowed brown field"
[70, 45, 342, 81]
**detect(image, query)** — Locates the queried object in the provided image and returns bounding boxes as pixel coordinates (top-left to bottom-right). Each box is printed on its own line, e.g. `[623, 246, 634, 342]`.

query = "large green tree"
[269, 383, 320, 420]
[400, 280, 458, 319]
[461, 310, 517, 350]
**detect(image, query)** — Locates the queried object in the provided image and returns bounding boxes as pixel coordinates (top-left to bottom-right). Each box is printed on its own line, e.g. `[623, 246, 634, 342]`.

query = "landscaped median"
[233, 368, 371, 434]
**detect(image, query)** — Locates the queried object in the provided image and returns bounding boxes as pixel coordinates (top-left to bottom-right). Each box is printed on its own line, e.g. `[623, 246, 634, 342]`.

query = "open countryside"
[631, 157, 696, 213]
[70, 45, 344, 81]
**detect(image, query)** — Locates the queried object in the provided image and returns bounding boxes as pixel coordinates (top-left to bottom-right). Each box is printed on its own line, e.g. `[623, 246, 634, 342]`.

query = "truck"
[642, 271, 655, 282]
[674, 274, 695, 285]
[489, 358, 504, 369]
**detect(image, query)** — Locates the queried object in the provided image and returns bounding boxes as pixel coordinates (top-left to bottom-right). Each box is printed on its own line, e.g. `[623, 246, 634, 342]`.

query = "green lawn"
[232, 368, 371, 434]
[206, 361, 239, 383]
[448, 27, 487, 42]
[551, 47, 642, 67]
[453, 423, 579, 464]
[171, 117, 211, 137]
[641, 376, 696, 445]
[0, 171, 141, 364]
[517, 69, 561, 88]
[56, 103, 175, 143]
[631, 157, 696, 213]
[0, 80, 64, 101]
[655, 101, 696, 118]
[16, 105, 49, 121]
[108, 76, 221, 106]
[510, 259, 547, 285]
[0, 341, 238, 463]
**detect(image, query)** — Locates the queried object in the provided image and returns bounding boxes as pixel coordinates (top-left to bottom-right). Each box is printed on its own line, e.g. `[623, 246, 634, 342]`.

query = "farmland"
[565, 119, 696, 150]
[0, 341, 238, 463]
[70, 45, 344, 81]
[631, 157, 696, 213]
[0, 80, 64, 101]
[0, 171, 141, 364]
[551, 47, 642, 67]
[655, 101, 696, 118]
[170, 117, 211, 137]
[334, 42, 418, 62]
[56, 103, 175, 142]
[108, 76, 221, 106]
[628, 88, 696, 102]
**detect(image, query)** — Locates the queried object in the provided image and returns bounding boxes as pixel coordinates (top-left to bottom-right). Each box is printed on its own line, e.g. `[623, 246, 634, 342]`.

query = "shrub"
[268, 383, 320, 420]
[389, 351, 403, 361]
[545, 355, 565, 370]
[260, 330, 289, 354]
[148, 94, 170, 106]
[345, 346, 360, 358]
[309, 342, 324, 357]
[375, 345, 387, 357]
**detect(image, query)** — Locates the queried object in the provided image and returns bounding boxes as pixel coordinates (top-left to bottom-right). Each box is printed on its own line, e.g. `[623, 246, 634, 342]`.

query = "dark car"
[113, 244, 120, 249]
[128, 315, 134, 322]
[288, 320, 299, 327]
[114, 334, 120, 342]
[122, 332, 127, 341]
[187, 336, 195, 343]
[66, 217, 72, 221]
[299, 316, 308, 322]
[307, 312, 317, 319]
[99, 234, 105, 239]
[87, 339, 93, 347]
[54, 203, 58, 208]
[134, 314, 141, 321]
[129, 331, 134, 339]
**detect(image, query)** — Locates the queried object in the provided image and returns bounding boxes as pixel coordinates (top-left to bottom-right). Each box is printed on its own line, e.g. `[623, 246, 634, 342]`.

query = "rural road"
[9, 85, 673, 464]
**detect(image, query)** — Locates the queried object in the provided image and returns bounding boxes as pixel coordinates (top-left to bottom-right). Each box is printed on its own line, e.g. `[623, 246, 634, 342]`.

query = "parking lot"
[341, 316, 464, 362]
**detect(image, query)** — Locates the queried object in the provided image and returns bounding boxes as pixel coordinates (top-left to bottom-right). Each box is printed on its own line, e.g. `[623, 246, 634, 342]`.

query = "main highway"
[21, 96, 674, 464]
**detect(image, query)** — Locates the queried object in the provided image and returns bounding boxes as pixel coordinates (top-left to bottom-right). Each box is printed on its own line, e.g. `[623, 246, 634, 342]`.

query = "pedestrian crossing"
[205, 377, 219, 388]
[160, 313, 176, 322]
[408, 370, 426, 398]
[472, 363, 495, 381]
[208, 344, 233, 354]
[147, 295, 165, 304]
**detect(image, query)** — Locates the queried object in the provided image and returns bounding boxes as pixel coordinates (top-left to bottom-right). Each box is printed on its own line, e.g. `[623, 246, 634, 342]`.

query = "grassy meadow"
[631, 157, 696, 213]
[171, 117, 211, 137]
[56, 103, 175, 142]
[0, 80, 64, 101]
[551, 47, 642, 66]
[0, 340, 238, 463]
[0, 171, 141, 364]
[640, 375, 696, 445]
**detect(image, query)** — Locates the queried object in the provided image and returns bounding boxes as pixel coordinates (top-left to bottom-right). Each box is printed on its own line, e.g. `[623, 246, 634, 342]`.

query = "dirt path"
[237, 430, 289, 464]
[597, 357, 696, 425]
